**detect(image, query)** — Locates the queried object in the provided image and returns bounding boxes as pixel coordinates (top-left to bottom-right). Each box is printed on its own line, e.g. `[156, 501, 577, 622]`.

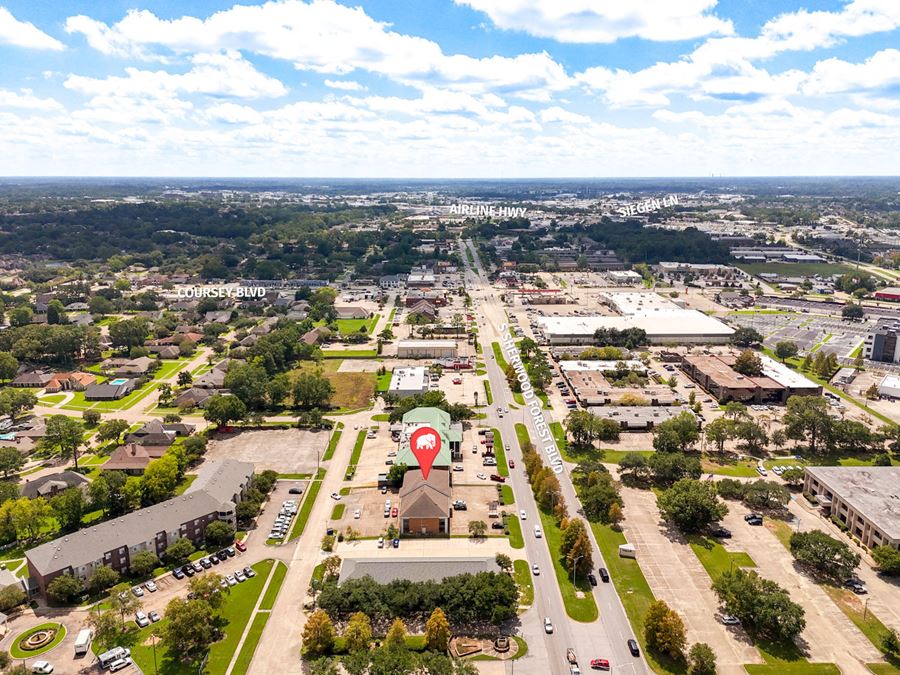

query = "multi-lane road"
[461, 239, 649, 675]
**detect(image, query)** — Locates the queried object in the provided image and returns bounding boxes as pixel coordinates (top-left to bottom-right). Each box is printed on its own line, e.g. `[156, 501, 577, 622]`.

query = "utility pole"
[571, 554, 584, 585]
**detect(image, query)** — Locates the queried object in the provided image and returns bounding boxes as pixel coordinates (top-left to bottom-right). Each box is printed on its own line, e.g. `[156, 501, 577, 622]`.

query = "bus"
[74, 628, 92, 656]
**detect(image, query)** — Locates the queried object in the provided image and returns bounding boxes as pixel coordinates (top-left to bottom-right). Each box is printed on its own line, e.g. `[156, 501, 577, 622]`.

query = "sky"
[1, 0, 899, 177]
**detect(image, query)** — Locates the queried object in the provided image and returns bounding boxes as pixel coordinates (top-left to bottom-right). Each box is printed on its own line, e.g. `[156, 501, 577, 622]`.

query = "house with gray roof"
[20, 471, 89, 500]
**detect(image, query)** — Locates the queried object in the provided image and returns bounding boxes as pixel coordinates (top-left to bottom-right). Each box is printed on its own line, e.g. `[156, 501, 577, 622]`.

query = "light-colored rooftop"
[388, 367, 429, 394]
[397, 339, 457, 348]
[806, 466, 900, 540]
[536, 311, 734, 338]
[338, 557, 498, 585]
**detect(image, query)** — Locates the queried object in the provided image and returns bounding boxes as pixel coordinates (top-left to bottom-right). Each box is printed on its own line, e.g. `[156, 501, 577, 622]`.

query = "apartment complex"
[803, 466, 900, 550]
[26, 459, 254, 597]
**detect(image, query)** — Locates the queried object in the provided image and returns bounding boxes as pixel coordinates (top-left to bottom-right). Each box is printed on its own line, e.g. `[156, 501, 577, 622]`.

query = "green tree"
[87, 608, 124, 651]
[652, 411, 699, 453]
[302, 609, 337, 656]
[871, 545, 900, 576]
[47, 573, 84, 604]
[0, 388, 37, 422]
[733, 349, 763, 376]
[97, 418, 130, 443]
[205, 520, 236, 547]
[163, 537, 195, 565]
[86, 565, 120, 595]
[129, 550, 159, 578]
[742, 480, 790, 510]
[790, 530, 860, 580]
[644, 599, 687, 660]
[0, 352, 18, 381]
[0, 447, 24, 478]
[578, 471, 623, 523]
[0, 584, 25, 612]
[161, 597, 218, 662]
[344, 611, 372, 653]
[224, 361, 270, 410]
[688, 642, 717, 675]
[141, 454, 180, 505]
[468, 520, 487, 538]
[8, 306, 33, 327]
[42, 414, 84, 469]
[704, 417, 733, 453]
[2, 496, 53, 542]
[648, 452, 701, 486]
[189, 573, 229, 609]
[783, 395, 832, 455]
[50, 487, 86, 532]
[203, 394, 247, 427]
[109, 316, 149, 352]
[729, 326, 763, 347]
[384, 617, 408, 651]
[293, 370, 335, 409]
[425, 607, 452, 652]
[775, 341, 799, 363]
[713, 569, 805, 641]
[657, 479, 727, 533]
[109, 581, 143, 626]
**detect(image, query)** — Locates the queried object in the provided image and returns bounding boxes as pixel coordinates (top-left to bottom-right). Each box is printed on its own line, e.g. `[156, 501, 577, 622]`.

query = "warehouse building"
[587, 405, 696, 431]
[803, 466, 900, 550]
[387, 367, 430, 398]
[535, 311, 734, 345]
[397, 339, 458, 358]
[681, 352, 821, 403]
[559, 360, 679, 406]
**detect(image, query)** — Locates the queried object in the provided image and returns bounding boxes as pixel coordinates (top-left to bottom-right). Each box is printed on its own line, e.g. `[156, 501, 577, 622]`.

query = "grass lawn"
[335, 314, 380, 336]
[321, 349, 378, 359]
[737, 261, 856, 278]
[513, 559, 534, 607]
[764, 518, 795, 549]
[231, 612, 270, 675]
[346, 430, 366, 478]
[687, 535, 756, 580]
[288, 480, 323, 542]
[744, 636, 841, 675]
[491, 342, 509, 371]
[153, 357, 191, 381]
[701, 456, 762, 478]
[290, 359, 375, 411]
[822, 584, 897, 664]
[500, 484, 515, 506]
[322, 423, 344, 461]
[259, 561, 288, 610]
[537, 508, 598, 622]
[330, 503, 345, 520]
[174, 474, 198, 496]
[491, 427, 509, 477]
[867, 664, 900, 675]
[483, 380, 492, 404]
[506, 515, 524, 549]
[10, 622, 67, 658]
[375, 370, 392, 392]
[37, 393, 66, 405]
[371, 413, 390, 421]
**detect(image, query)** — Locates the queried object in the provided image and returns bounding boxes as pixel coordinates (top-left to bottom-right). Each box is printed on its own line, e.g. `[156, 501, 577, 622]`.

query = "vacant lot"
[204, 428, 329, 474]
[290, 359, 375, 411]
[736, 262, 856, 278]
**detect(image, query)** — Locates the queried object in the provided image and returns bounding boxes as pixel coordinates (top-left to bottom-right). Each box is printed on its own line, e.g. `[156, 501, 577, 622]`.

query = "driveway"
[721, 503, 880, 674]
[619, 487, 761, 674]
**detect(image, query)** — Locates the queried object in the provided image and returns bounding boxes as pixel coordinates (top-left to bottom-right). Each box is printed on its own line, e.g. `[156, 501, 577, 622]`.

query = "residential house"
[44, 372, 97, 393]
[101, 443, 170, 474]
[84, 380, 137, 401]
[9, 371, 54, 388]
[20, 472, 89, 500]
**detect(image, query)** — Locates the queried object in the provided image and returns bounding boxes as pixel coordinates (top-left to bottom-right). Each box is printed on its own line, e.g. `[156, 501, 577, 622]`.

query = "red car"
[509, 460, 515, 468]
[452, 378, 462, 384]
[490, 474, 506, 483]
[234, 540, 247, 552]
[590, 659, 610, 671]
[391, 506, 398, 517]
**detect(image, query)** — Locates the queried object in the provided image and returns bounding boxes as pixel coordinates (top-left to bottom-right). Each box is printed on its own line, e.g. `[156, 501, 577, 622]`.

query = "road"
[461, 239, 649, 675]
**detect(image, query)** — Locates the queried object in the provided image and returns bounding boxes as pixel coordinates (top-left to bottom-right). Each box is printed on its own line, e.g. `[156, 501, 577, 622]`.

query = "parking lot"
[203, 428, 329, 474]
[728, 312, 868, 358]
[250, 479, 308, 546]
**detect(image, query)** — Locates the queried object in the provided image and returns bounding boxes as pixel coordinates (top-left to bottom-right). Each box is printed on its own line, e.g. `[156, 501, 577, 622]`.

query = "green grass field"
[231, 612, 270, 675]
[259, 561, 288, 610]
[346, 430, 366, 477]
[288, 480, 323, 542]
[687, 535, 756, 580]
[335, 314, 380, 336]
[537, 507, 598, 622]
[506, 515, 524, 549]
[513, 559, 534, 607]
[483, 380, 492, 404]
[10, 622, 67, 658]
[737, 261, 856, 278]
[321, 349, 378, 359]
[330, 503, 345, 520]
[491, 427, 509, 477]
[322, 423, 343, 461]
[500, 484, 514, 505]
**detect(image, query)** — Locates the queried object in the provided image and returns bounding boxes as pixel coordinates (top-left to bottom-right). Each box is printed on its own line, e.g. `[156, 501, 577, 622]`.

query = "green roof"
[396, 407, 461, 468]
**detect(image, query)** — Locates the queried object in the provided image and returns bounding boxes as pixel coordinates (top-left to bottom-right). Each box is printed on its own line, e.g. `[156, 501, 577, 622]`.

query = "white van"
[534, 526, 542, 538]
[98, 646, 131, 668]
[74, 628, 92, 656]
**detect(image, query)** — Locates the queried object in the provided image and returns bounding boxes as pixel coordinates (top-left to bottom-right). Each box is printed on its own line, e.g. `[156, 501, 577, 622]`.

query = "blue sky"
[1, 0, 899, 177]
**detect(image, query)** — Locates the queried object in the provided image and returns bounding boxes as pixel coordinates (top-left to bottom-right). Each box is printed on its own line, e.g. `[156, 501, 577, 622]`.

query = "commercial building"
[559, 360, 679, 406]
[399, 468, 451, 536]
[535, 311, 734, 345]
[397, 339, 458, 359]
[874, 287, 900, 302]
[338, 556, 498, 585]
[395, 407, 462, 467]
[587, 405, 696, 431]
[387, 367, 430, 398]
[803, 466, 900, 550]
[26, 459, 253, 598]
[863, 320, 900, 363]
[681, 352, 821, 403]
[877, 375, 900, 399]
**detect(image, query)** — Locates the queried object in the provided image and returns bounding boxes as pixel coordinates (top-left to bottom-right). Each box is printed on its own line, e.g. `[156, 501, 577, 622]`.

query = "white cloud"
[455, 0, 733, 43]
[539, 106, 590, 124]
[64, 0, 573, 98]
[0, 7, 65, 50]
[0, 88, 62, 110]
[803, 49, 900, 96]
[324, 79, 365, 91]
[64, 51, 287, 100]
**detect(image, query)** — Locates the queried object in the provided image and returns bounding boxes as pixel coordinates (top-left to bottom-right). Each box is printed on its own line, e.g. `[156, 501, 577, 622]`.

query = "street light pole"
[863, 597, 869, 621]
[571, 554, 584, 584]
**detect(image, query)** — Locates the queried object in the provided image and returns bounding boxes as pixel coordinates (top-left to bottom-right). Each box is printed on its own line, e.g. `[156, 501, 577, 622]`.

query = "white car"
[225, 574, 237, 586]
[108, 658, 132, 673]
[532, 564, 540, 575]
[544, 617, 554, 634]
[131, 586, 144, 597]
[330, 492, 341, 500]
[519, 510, 527, 520]
[31, 662, 53, 674]
[354, 509, 361, 519]
[235, 570, 246, 582]
[144, 580, 157, 592]
[476, 473, 487, 480]
[756, 466, 767, 476]
[717, 613, 741, 625]
[377, 537, 384, 548]
[135, 611, 150, 628]
[453, 465, 463, 472]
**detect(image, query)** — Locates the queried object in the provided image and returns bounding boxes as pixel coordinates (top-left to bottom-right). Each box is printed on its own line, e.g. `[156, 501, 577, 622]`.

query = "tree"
[0, 388, 36, 422]
[203, 394, 247, 427]
[88, 608, 125, 651]
[790, 530, 860, 580]
[161, 597, 218, 662]
[730, 327, 763, 347]
[87, 566, 120, 595]
[42, 414, 84, 469]
[0, 447, 23, 477]
[781, 467, 804, 486]
[109, 316, 149, 351]
[302, 609, 336, 656]
[468, 520, 487, 538]
[189, 573, 228, 609]
[0, 352, 18, 381]
[783, 395, 832, 455]
[713, 569, 805, 641]
[652, 411, 699, 453]
[871, 545, 900, 576]
[618, 452, 652, 484]
[129, 550, 159, 578]
[657, 479, 727, 533]
[47, 573, 84, 604]
[8, 306, 32, 327]
[293, 370, 335, 409]
[425, 607, 452, 652]
[50, 487, 86, 532]
[644, 599, 687, 660]
[384, 617, 408, 651]
[97, 418, 130, 443]
[495, 553, 513, 573]
[3, 496, 53, 542]
[775, 340, 799, 363]
[687, 642, 717, 675]
[742, 481, 790, 510]
[82, 409, 101, 427]
[163, 537, 195, 566]
[578, 471, 623, 523]
[177, 370, 193, 387]
[704, 418, 733, 453]
[733, 349, 763, 376]
[344, 611, 372, 653]
[842, 303, 865, 320]
[141, 454, 180, 505]
[883, 630, 900, 659]
[607, 503, 624, 529]
[648, 452, 701, 486]
[0, 584, 25, 612]
[109, 581, 143, 626]
[223, 361, 269, 410]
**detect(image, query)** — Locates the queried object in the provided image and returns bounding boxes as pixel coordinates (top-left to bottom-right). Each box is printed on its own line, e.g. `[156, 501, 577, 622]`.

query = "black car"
[491, 521, 505, 530]
[182, 565, 195, 577]
[199, 557, 212, 569]
[746, 517, 763, 526]
[744, 513, 763, 522]
[598, 567, 610, 583]
[289, 487, 303, 494]
[710, 527, 732, 539]
[627, 639, 640, 657]
[209, 555, 220, 565]
[587, 573, 598, 586]
[172, 567, 185, 580]
[217, 550, 228, 561]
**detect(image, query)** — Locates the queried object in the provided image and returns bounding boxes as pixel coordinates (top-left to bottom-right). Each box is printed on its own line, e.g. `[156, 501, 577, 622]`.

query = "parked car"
[289, 487, 303, 494]
[172, 567, 185, 580]
[31, 662, 53, 674]
[149, 610, 161, 622]
[490, 474, 505, 483]
[491, 521, 505, 530]
[392, 538, 400, 548]
[132, 586, 145, 597]
[453, 465, 463, 472]
[144, 580, 157, 592]
[391, 506, 398, 517]
[377, 537, 384, 548]
[225, 575, 237, 586]
[627, 639, 640, 656]
[710, 527, 732, 539]
[598, 567, 610, 583]
[330, 492, 342, 500]
[108, 659, 133, 673]
[135, 612, 150, 628]
[235, 570, 246, 583]
[716, 613, 740, 625]
[198, 557, 212, 569]
[192, 561, 203, 573]
[354, 509, 361, 519]
[225, 546, 236, 557]
[235, 540, 247, 552]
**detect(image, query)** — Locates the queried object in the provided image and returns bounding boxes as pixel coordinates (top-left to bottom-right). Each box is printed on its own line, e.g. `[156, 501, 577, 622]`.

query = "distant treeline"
[581, 220, 731, 264]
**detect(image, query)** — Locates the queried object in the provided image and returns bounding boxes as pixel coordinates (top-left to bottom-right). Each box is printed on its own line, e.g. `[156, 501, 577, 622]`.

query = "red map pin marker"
[410, 426, 442, 481]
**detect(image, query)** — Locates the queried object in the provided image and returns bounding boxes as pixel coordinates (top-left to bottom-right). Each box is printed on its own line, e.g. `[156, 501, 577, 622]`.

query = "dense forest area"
[581, 220, 731, 264]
